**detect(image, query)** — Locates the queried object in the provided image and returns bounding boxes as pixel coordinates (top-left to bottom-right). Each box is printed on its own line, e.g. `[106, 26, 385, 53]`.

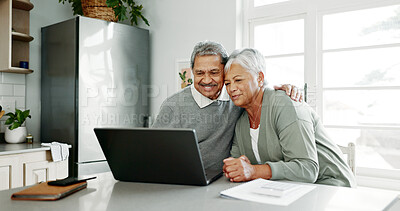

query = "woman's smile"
[231, 94, 242, 101]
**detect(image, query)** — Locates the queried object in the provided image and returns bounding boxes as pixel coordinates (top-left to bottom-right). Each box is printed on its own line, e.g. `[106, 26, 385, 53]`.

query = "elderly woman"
[222, 48, 356, 187]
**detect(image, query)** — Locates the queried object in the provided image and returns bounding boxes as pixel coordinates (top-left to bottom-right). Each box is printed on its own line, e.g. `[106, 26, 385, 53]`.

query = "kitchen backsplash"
[0, 72, 26, 133]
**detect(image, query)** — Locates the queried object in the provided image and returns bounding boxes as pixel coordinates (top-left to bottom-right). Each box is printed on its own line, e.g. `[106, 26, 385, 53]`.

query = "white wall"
[22, 0, 238, 140]
[136, 0, 238, 118]
[27, 0, 73, 140]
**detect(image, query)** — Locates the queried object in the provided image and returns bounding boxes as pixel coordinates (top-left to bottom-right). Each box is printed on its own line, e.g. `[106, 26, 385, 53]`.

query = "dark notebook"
[11, 181, 87, 201]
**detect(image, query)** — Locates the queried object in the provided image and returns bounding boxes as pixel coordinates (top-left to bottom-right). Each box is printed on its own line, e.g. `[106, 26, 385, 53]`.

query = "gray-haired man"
[152, 41, 301, 171]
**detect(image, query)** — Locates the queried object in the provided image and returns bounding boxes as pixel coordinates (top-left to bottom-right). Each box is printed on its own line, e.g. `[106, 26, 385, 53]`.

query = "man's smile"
[200, 83, 218, 91]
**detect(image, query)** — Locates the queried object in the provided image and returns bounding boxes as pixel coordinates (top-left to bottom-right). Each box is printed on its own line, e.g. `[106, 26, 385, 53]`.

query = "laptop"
[94, 128, 223, 186]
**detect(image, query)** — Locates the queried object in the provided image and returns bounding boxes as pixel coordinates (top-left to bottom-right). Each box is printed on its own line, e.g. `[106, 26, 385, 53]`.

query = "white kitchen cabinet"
[0, 155, 21, 190]
[23, 151, 68, 186]
[0, 144, 68, 190]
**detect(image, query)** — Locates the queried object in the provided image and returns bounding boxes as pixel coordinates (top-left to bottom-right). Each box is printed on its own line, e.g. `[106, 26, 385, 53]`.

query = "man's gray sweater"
[152, 87, 243, 170]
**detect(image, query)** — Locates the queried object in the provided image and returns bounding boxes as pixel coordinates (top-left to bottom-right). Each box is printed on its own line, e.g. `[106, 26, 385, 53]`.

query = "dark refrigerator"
[41, 16, 150, 177]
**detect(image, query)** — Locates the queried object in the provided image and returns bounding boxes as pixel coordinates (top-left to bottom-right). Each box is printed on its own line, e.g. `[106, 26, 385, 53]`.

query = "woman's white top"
[250, 127, 262, 164]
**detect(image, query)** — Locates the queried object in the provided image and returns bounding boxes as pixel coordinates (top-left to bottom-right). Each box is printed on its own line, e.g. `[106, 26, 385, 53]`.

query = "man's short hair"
[190, 41, 228, 69]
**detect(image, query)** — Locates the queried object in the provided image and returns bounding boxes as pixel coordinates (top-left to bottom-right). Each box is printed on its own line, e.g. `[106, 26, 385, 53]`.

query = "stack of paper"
[220, 179, 315, 206]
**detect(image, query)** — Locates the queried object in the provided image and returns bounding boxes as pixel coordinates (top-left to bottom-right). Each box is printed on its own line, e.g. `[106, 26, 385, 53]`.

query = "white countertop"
[0, 172, 399, 211]
[0, 143, 51, 155]
[0, 142, 72, 156]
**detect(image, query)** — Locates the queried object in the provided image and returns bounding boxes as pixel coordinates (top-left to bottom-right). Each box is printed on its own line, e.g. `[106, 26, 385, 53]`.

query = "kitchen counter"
[0, 172, 399, 211]
[0, 143, 52, 156]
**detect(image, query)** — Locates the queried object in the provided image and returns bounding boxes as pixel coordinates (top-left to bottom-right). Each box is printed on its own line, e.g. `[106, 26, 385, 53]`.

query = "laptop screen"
[94, 128, 218, 185]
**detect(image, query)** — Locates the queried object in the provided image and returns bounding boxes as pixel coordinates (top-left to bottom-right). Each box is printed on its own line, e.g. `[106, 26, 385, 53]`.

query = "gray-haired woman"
[222, 48, 356, 187]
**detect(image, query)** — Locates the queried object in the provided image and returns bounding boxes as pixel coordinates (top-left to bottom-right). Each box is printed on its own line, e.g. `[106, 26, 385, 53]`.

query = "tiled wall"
[0, 72, 26, 133]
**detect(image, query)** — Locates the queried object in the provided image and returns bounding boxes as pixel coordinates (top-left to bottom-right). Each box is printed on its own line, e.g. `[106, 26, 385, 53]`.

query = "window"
[322, 5, 400, 174]
[251, 16, 304, 86]
[245, 0, 400, 189]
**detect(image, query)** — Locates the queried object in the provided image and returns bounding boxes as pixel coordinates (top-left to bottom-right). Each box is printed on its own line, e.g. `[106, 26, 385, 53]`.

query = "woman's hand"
[274, 84, 303, 102]
[223, 155, 272, 182]
[223, 156, 254, 182]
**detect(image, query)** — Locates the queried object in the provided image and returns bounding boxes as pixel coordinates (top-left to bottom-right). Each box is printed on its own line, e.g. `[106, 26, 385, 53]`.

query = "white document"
[220, 179, 316, 206]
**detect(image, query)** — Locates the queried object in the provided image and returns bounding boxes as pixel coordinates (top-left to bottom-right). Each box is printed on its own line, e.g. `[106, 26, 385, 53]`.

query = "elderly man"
[152, 41, 301, 171]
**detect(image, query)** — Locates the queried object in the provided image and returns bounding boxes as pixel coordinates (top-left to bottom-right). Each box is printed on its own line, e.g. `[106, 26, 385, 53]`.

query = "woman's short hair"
[224, 48, 268, 86]
[190, 41, 228, 69]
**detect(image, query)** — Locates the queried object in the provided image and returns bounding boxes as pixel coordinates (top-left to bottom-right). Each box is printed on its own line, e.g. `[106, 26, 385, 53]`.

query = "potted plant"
[59, 0, 149, 26]
[4, 109, 31, 144]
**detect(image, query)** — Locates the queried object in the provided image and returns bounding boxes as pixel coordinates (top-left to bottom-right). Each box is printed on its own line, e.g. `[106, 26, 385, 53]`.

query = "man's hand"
[274, 84, 303, 102]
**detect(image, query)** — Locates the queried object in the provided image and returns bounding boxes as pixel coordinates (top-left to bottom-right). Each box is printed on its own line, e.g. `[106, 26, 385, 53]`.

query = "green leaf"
[16, 109, 23, 124]
[106, 0, 119, 8]
[129, 10, 138, 25]
[5, 112, 15, 119]
[141, 15, 150, 26]
[22, 110, 31, 120]
[187, 78, 193, 84]
[128, 2, 149, 26]
[9, 122, 21, 130]
[59, 0, 82, 15]
[71, 0, 83, 15]
[5, 118, 14, 125]
[115, 5, 128, 22]
[179, 72, 185, 80]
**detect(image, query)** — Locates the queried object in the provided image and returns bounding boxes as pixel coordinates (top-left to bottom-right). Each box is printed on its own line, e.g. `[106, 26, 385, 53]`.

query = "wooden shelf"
[0, 0, 33, 75]
[12, 31, 33, 42]
[0, 67, 33, 74]
[12, 0, 33, 11]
